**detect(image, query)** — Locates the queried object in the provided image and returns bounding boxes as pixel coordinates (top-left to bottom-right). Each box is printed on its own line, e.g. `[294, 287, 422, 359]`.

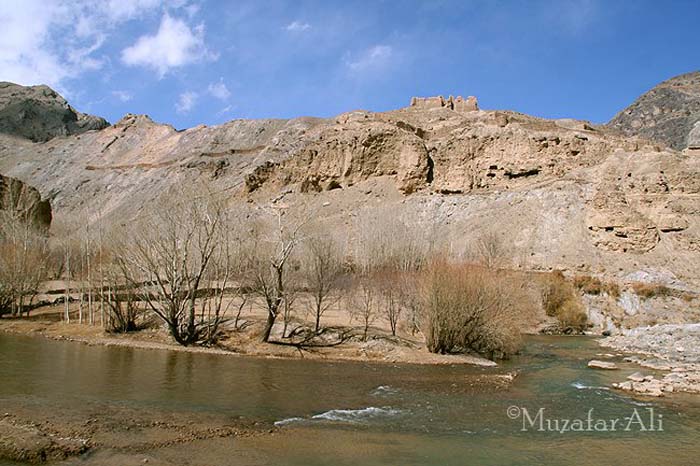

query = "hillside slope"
[0, 82, 698, 331]
[607, 71, 700, 150]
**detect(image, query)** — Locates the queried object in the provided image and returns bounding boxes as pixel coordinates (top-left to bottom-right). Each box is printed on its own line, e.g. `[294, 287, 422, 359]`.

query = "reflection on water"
[0, 334, 699, 465]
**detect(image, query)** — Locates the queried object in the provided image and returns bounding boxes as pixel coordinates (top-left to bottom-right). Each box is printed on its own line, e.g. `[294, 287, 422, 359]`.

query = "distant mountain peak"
[607, 71, 700, 150]
[0, 81, 109, 142]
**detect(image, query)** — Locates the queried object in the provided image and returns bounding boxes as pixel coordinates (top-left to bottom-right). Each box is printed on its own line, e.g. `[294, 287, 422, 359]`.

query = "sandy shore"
[0, 316, 495, 367]
[0, 394, 272, 465]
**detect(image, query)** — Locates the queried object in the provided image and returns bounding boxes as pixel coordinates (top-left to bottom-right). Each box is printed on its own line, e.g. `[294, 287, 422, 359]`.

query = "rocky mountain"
[607, 71, 700, 150]
[0, 82, 109, 142]
[0, 81, 698, 331]
[0, 174, 52, 231]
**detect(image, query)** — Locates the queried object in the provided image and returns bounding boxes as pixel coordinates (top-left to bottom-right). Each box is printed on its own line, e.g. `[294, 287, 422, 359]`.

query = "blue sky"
[1, 0, 698, 129]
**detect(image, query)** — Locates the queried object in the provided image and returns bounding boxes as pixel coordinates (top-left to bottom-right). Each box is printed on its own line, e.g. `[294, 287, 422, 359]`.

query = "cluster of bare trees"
[1, 186, 549, 359]
[104, 188, 252, 345]
[0, 210, 50, 316]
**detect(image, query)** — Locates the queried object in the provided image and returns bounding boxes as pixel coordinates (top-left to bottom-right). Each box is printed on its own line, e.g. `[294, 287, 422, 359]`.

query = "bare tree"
[0, 209, 50, 317]
[281, 288, 298, 338]
[377, 272, 402, 337]
[302, 233, 344, 334]
[199, 217, 247, 344]
[117, 188, 228, 346]
[353, 207, 434, 274]
[349, 275, 378, 341]
[245, 204, 313, 343]
[397, 271, 422, 336]
[471, 230, 507, 269]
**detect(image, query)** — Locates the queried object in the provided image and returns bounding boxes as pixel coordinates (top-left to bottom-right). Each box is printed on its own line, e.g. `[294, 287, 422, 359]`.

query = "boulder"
[588, 360, 619, 370]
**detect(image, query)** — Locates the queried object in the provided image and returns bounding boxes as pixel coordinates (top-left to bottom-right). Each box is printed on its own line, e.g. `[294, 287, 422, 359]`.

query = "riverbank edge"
[598, 326, 700, 397]
[0, 319, 497, 367]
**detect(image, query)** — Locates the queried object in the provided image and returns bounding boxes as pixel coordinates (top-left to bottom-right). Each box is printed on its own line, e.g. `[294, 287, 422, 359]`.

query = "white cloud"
[103, 0, 162, 22]
[207, 79, 230, 100]
[175, 91, 198, 114]
[121, 13, 217, 77]
[0, 1, 71, 87]
[346, 45, 393, 72]
[112, 90, 133, 102]
[285, 21, 311, 32]
[0, 0, 167, 90]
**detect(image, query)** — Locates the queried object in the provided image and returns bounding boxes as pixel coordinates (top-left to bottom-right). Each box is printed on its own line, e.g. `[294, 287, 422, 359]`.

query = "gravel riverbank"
[600, 324, 700, 396]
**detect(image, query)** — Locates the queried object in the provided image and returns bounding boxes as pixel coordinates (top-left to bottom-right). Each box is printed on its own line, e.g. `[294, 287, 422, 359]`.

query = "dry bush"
[572, 275, 620, 298]
[631, 282, 694, 302]
[420, 261, 536, 359]
[541, 271, 587, 332]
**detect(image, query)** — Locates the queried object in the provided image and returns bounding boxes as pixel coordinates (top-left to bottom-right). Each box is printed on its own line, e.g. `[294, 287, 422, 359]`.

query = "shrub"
[541, 271, 588, 332]
[631, 282, 695, 302]
[573, 275, 620, 298]
[420, 261, 535, 359]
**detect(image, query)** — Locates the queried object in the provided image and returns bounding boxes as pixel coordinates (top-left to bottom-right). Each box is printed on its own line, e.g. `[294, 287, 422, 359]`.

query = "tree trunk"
[261, 309, 276, 342]
[314, 304, 321, 334]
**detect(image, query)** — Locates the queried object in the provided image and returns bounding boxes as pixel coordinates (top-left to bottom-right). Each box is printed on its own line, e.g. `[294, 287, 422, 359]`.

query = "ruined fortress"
[410, 95, 479, 112]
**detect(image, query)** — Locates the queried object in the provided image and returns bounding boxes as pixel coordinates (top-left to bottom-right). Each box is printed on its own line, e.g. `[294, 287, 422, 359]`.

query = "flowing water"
[0, 333, 699, 465]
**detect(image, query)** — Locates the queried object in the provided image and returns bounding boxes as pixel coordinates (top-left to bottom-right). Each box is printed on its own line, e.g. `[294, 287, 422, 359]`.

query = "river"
[0, 333, 698, 465]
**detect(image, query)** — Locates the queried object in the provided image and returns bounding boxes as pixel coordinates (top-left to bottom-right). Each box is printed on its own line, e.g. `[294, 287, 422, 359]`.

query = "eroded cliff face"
[0, 174, 51, 230]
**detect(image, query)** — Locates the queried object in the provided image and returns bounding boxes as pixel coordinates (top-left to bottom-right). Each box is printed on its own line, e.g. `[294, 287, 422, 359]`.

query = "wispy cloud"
[121, 13, 217, 77]
[285, 20, 311, 32]
[175, 90, 198, 114]
[112, 90, 133, 102]
[207, 79, 231, 100]
[346, 45, 393, 72]
[216, 104, 234, 116]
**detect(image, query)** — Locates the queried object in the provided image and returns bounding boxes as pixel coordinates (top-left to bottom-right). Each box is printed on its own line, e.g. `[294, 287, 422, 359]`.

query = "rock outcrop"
[0, 82, 109, 142]
[688, 121, 700, 149]
[0, 174, 51, 230]
[607, 71, 700, 150]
